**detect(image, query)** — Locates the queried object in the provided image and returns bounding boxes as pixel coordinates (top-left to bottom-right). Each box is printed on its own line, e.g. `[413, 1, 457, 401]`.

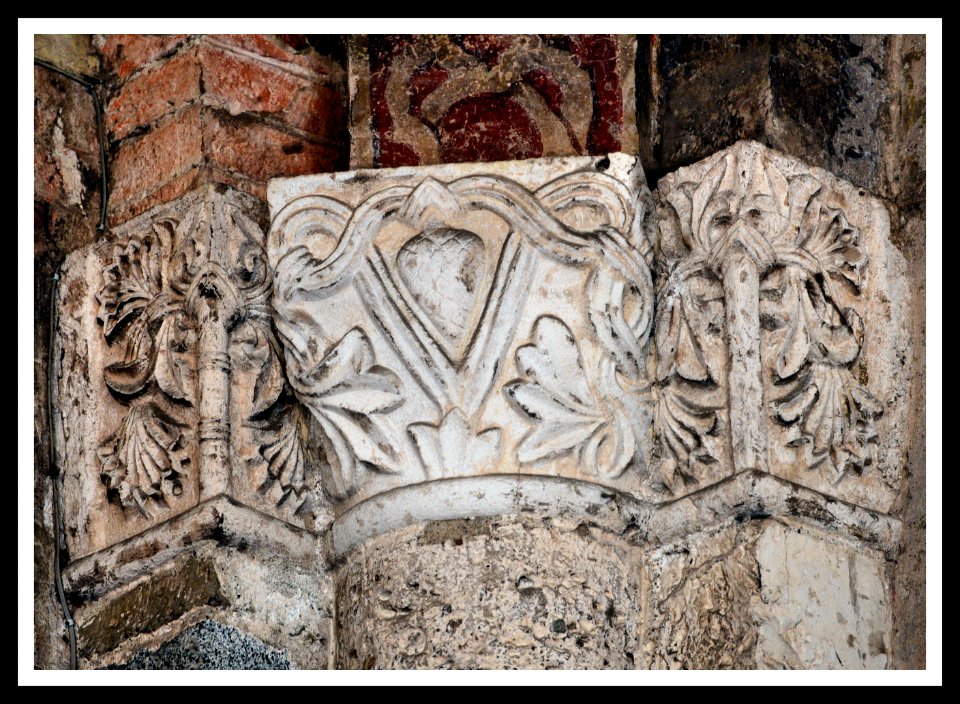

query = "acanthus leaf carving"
[655, 141, 884, 489]
[97, 402, 188, 518]
[282, 325, 405, 500]
[505, 314, 646, 479]
[256, 403, 312, 513]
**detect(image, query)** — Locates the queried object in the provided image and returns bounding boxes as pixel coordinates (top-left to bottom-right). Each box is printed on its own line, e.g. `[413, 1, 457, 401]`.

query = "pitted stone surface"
[335, 515, 645, 669]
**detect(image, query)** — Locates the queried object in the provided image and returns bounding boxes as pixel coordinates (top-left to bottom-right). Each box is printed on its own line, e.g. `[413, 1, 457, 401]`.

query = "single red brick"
[108, 165, 204, 227]
[106, 48, 202, 140]
[205, 34, 339, 78]
[205, 165, 268, 201]
[99, 34, 191, 80]
[111, 106, 203, 206]
[203, 110, 341, 182]
[199, 46, 344, 141]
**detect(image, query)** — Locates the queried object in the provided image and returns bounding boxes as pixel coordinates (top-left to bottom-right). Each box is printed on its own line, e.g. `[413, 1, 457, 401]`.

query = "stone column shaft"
[197, 300, 231, 499]
[721, 247, 768, 473]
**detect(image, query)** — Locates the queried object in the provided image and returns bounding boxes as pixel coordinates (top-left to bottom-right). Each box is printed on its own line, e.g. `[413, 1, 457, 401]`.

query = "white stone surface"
[754, 521, 892, 669]
[268, 153, 658, 514]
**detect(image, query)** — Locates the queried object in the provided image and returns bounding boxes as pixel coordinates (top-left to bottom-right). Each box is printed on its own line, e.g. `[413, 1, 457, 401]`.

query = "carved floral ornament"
[269, 162, 654, 503]
[654, 142, 881, 490]
[264, 146, 896, 513]
[89, 145, 898, 526]
[95, 192, 312, 518]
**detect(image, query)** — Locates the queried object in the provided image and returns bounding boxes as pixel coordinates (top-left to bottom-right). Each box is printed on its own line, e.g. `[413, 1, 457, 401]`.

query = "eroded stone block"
[335, 515, 645, 669]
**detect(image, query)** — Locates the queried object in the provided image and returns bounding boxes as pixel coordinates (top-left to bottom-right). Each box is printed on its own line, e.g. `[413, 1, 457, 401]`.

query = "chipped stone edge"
[62, 496, 319, 602]
[331, 473, 901, 559]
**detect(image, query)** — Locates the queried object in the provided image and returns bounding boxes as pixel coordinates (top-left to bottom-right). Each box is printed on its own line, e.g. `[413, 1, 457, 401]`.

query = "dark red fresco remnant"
[522, 67, 581, 152]
[408, 65, 449, 118]
[365, 34, 625, 167]
[568, 34, 623, 154]
[378, 138, 422, 168]
[438, 94, 543, 164]
[367, 35, 411, 153]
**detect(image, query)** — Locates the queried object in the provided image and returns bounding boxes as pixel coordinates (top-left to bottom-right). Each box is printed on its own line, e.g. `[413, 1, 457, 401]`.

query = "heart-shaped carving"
[397, 227, 486, 359]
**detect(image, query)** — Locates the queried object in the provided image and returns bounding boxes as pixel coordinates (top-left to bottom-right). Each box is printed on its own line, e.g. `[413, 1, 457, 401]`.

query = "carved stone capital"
[54, 185, 324, 560]
[654, 141, 912, 512]
[268, 154, 658, 552]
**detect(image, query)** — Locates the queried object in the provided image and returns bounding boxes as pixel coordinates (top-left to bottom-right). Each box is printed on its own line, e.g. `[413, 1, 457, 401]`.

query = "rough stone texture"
[35, 35, 102, 78]
[647, 518, 894, 669]
[636, 35, 926, 210]
[647, 521, 761, 669]
[637, 35, 771, 181]
[890, 211, 926, 664]
[108, 620, 291, 670]
[62, 497, 332, 669]
[35, 57, 106, 670]
[349, 34, 638, 168]
[767, 35, 926, 209]
[336, 515, 645, 669]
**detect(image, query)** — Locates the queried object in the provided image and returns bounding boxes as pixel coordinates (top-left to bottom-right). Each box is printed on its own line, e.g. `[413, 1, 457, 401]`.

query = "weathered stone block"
[60, 497, 332, 669]
[653, 141, 911, 512]
[637, 35, 771, 175]
[108, 620, 292, 670]
[336, 515, 645, 669]
[646, 517, 893, 669]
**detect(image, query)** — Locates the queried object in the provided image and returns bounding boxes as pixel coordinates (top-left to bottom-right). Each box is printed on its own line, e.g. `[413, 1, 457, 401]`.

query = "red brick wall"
[96, 34, 349, 225]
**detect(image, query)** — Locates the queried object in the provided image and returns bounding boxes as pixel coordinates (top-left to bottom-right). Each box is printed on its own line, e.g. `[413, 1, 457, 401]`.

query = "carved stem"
[721, 247, 768, 473]
[197, 298, 231, 499]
